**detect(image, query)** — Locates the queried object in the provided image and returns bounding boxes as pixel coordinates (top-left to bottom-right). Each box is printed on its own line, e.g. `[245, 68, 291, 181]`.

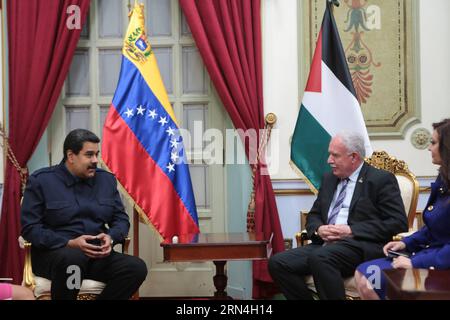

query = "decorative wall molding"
[411, 128, 432, 150]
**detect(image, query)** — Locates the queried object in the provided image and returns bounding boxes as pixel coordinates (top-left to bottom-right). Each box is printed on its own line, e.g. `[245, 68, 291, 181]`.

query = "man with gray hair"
[269, 132, 407, 300]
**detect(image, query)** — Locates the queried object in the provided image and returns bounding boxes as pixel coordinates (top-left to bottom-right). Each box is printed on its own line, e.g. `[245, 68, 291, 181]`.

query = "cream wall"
[263, 0, 450, 180]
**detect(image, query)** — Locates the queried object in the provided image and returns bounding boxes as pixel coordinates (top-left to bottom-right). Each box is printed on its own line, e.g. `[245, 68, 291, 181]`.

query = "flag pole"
[126, 1, 140, 300]
[125, 0, 139, 259]
[328, 0, 340, 13]
[328, 0, 340, 7]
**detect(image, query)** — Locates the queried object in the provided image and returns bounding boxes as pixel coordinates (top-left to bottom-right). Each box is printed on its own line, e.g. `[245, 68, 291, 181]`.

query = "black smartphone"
[87, 238, 102, 246]
[387, 249, 410, 259]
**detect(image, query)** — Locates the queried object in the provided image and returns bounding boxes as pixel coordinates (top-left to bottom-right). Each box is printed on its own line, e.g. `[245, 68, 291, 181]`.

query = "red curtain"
[0, 0, 91, 283]
[179, 0, 284, 298]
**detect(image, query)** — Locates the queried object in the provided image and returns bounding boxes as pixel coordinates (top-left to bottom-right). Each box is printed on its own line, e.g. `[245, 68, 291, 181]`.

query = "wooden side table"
[161, 232, 272, 299]
[384, 269, 450, 300]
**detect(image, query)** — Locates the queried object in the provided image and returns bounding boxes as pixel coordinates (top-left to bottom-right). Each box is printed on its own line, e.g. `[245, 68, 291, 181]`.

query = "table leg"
[213, 261, 229, 299]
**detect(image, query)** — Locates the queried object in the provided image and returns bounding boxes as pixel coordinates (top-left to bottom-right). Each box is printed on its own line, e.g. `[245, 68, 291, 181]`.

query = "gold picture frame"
[300, 0, 420, 138]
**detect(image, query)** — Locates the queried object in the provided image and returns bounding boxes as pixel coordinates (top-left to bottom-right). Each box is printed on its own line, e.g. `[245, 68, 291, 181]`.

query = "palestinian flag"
[290, 2, 372, 192]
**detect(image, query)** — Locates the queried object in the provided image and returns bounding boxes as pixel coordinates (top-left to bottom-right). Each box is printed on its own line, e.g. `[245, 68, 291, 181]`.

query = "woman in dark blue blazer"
[354, 118, 450, 299]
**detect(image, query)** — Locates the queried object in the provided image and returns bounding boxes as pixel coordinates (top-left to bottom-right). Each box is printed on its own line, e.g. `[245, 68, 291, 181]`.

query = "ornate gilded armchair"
[295, 150, 420, 299]
[20, 236, 130, 300]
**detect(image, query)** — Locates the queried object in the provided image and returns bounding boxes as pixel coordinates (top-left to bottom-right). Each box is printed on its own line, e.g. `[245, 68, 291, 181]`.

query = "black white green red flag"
[290, 1, 372, 192]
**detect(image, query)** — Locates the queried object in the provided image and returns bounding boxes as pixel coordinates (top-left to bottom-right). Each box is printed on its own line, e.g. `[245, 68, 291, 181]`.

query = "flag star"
[166, 163, 175, 173]
[170, 139, 180, 148]
[148, 109, 157, 119]
[171, 151, 180, 163]
[166, 127, 176, 136]
[136, 105, 146, 115]
[124, 108, 134, 118]
[158, 116, 168, 126]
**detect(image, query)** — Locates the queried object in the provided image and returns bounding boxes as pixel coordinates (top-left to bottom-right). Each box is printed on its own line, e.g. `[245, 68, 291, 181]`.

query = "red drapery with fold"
[179, 0, 284, 298]
[0, 0, 91, 283]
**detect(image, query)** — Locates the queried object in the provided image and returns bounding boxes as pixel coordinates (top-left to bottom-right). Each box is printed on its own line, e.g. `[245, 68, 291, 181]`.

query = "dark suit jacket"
[306, 162, 408, 260]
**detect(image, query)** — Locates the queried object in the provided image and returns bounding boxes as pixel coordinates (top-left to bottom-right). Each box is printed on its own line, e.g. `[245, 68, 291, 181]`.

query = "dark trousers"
[268, 240, 364, 300]
[32, 247, 148, 300]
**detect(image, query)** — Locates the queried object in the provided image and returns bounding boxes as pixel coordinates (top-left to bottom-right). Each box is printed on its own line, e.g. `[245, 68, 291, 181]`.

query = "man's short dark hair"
[63, 129, 100, 161]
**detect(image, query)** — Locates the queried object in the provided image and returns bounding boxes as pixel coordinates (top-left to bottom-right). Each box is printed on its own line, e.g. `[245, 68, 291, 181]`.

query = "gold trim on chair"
[22, 240, 35, 291]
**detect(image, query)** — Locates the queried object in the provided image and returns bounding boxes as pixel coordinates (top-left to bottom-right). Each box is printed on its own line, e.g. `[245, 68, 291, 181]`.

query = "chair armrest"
[20, 238, 36, 290]
[297, 210, 313, 247]
[415, 210, 424, 229]
[295, 232, 302, 248]
[392, 211, 422, 241]
[393, 231, 415, 242]
[112, 236, 131, 254]
[295, 230, 310, 247]
[122, 237, 130, 254]
[300, 210, 309, 231]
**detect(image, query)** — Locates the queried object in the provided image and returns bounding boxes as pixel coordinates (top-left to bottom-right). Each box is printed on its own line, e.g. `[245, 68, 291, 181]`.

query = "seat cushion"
[305, 275, 359, 298]
[34, 276, 106, 299]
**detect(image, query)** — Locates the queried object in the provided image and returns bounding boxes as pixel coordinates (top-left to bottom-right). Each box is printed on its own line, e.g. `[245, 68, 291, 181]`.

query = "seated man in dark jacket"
[268, 131, 408, 300]
[21, 129, 147, 300]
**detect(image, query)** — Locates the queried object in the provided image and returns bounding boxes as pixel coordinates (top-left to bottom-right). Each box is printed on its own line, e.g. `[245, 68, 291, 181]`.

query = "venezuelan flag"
[102, 3, 199, 239]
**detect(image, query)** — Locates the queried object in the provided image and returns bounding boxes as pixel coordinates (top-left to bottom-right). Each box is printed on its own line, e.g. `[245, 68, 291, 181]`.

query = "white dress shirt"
[327, 163, 363, 225]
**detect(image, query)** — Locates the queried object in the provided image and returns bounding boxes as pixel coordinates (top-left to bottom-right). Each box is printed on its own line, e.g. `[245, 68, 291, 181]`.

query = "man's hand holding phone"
[67, 234, 112, 258]
[95, 233, 113, 258]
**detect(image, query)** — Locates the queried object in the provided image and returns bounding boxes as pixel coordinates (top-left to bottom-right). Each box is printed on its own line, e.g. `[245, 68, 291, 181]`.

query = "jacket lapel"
[349, 162, 368, 213]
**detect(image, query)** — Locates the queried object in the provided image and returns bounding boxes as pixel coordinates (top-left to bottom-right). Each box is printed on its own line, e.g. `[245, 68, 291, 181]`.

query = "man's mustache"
[88, 164, 97, 170]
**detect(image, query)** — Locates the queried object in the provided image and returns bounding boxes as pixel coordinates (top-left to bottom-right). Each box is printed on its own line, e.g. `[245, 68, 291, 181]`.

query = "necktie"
[327, 178, 349, 225]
